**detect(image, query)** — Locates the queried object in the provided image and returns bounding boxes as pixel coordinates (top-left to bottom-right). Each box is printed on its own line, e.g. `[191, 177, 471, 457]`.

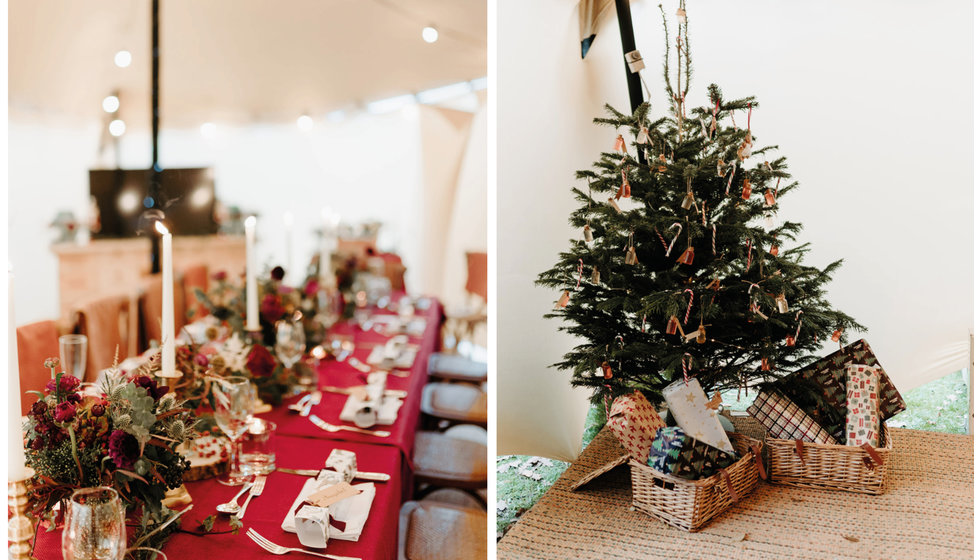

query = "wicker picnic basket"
[766, 422, 891, 495]
[628, 432, 764, 532]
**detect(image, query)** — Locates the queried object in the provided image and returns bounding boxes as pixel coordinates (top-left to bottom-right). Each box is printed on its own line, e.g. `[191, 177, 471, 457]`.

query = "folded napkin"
[366, 343, 418, 370]
[339, 394, 403, 426]
[282, 479, 376, 541]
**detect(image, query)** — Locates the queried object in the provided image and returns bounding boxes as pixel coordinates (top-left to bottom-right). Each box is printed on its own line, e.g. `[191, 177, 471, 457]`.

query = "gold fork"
[308, 415, 390, 437]
[245, 528, 360, 560]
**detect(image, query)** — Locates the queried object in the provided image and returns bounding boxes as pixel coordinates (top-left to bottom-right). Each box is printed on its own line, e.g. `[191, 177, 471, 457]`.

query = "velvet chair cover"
[71, 294, 135, 383]
[16, 320, 60, 414]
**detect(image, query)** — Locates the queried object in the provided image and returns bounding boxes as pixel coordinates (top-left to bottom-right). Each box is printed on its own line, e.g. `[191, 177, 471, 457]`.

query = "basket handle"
[719, 468, 738, 503]
[860, 442, 883, 470]
[794, 439, 806, 466]
[749, 443, 767, 480]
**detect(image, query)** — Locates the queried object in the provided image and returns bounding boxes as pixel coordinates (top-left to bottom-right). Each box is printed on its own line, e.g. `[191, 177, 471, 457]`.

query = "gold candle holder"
[8, 477, 34, 560]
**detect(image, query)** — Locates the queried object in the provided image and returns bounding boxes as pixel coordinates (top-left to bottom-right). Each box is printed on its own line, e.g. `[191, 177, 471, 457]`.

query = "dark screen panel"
[89, 168, 218, 238]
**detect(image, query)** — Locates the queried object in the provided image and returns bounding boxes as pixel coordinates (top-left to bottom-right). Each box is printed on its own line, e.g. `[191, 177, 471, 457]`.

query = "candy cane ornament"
[576, 259, 584, 289]
[786, 311, 803, 346]
[681, 353, 694, 386]
[745, 239, 754, 271]
[712, 224, 717, 256]
[655, 228, 669, 252]
[683, 288, 695, 325]
[665, 223, 683, 256]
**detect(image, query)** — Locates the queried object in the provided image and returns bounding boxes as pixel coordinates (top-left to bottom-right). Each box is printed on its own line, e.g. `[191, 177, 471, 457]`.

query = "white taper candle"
[155, 222, 176, 377]
[245, 216, 260, 330]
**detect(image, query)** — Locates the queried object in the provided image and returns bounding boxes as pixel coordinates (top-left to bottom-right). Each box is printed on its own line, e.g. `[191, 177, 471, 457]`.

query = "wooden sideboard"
[52, 236, 245, 321]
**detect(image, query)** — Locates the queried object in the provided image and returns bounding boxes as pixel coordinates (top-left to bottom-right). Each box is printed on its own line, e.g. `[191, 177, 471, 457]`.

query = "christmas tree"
[537, 6, 862, 408]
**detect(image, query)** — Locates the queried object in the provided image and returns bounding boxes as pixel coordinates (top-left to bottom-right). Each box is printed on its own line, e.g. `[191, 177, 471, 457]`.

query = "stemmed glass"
[59, 334, 88, 381]
[213, 376, 253, 484]
[62, 486, 127, 560]
[276, 318, 310, 389]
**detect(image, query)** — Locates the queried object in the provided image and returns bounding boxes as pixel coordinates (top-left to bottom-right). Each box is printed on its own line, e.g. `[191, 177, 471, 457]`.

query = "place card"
[306, 482, 362, 508]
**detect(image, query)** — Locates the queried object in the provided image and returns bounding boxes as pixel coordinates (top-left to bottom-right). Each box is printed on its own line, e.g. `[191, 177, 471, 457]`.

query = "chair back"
[16, 320, 61, 415]
[378, 252, 407, 292]
[71, 294, 136, 383]
[139, 275, 185, 352]
[465, 251, 487, 302]
[181, 264, 209, 323]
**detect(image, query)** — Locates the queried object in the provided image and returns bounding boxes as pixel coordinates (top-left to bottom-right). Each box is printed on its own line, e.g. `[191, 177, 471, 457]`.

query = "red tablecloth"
[259, 300, 443, 461]
[30, 298, 444, 560]
[30, 437, 402, 560]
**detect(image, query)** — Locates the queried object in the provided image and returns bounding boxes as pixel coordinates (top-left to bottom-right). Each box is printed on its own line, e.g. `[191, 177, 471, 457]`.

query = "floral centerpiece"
[25, 358, 196, 555]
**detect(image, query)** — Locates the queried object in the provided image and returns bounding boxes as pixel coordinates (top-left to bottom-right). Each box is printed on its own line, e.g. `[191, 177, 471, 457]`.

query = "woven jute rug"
[498, 425, 973, 559]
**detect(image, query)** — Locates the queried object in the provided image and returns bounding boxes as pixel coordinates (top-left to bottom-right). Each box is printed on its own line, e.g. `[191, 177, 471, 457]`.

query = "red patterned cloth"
[606, 390, 667, 463]
[747, 389, 837, 444]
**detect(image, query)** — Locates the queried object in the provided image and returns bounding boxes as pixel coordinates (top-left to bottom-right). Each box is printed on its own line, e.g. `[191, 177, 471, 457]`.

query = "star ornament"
[685, 392, 697, 403]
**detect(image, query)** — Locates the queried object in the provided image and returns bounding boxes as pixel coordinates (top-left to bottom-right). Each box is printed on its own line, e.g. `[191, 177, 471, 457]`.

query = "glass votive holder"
[239, 418, 277, 476]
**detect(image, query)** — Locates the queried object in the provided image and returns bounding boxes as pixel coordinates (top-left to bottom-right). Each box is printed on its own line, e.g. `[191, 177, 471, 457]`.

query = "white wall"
[9, 107, 451, 324]
[442, 103, 489, 307]
[498, 0, 973, 460]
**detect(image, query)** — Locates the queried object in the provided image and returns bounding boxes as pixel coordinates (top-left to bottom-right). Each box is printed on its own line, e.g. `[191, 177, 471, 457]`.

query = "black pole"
[149, 0, 162, 274]
[614, 0, 644, 114]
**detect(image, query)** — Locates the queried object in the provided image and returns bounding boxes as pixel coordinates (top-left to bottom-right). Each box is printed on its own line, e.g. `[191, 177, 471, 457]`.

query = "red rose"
[246, 345, 277, 378]
[260, 294, 284, 323]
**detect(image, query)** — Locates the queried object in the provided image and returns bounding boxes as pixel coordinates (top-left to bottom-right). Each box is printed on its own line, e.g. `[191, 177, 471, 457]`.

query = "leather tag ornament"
[749, 443, 767, 480]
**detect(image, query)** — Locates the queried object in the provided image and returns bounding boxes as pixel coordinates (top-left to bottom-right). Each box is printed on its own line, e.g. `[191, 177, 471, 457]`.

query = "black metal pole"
[614, 0, 644, 114]
[614, 0, 646, 165]
[149, 0, 161, 274]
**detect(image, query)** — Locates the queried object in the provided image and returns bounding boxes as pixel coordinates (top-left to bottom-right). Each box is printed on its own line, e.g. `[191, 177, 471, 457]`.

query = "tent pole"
[149, 0, 162, 274]
[968, 330, 974, 434]
[613, 0, 646, 166]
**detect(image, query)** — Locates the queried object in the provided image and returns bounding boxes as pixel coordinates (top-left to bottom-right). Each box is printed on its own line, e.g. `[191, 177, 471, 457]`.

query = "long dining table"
[29, 297, 444, 560]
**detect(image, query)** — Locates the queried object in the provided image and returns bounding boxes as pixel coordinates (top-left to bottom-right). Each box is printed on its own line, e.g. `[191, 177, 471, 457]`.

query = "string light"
[200, 122, 217, 138]
[108, 119, 126, 137]
[102, 95, 120, 113]
[114, 50, 132, 68]
[421, 26, 439, 43]
[297, 114, 314, 131]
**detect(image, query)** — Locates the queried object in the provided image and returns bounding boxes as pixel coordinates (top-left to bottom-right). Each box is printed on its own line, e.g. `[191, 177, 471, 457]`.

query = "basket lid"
[569, 429, 631, 491]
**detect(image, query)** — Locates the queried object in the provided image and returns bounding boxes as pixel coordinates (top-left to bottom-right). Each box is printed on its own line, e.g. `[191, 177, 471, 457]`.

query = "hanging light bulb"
[114, 50, 132, 68]
[108, 119, 126, 137]
[297, 114, 314, 131]
[422, 26, 439, 43]
[102, 95, 120, 113]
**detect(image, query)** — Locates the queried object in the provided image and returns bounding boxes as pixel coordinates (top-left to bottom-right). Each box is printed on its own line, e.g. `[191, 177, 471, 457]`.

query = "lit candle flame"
[155, 221, 169, 235]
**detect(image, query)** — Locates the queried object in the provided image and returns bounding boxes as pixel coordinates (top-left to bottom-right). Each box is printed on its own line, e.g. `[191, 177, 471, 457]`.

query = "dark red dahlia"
[211, 270, 228, 282]
[134, 376, 168, 400]
[53, 402, 77, 423]
[246, 344, 277, 378]
[270, 266, 285, 281]
[46, 374, 81, 394]
[260, 294, 284, 323]
[31, 400, 48, 417]
[107, 430, 140, 469]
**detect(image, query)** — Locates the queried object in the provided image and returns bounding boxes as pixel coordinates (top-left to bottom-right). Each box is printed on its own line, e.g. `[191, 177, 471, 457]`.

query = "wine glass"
[276, 319, 309, 389]
[59, 334, 88, 381]
[62, 487, 127, 560]
[213, 376, 253, 484]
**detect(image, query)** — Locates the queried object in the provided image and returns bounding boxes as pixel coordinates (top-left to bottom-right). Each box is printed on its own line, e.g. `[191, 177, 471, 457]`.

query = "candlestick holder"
[155, 370, 184, 389]
[245, 328, 264, 346]
[8, 477, 34, 560]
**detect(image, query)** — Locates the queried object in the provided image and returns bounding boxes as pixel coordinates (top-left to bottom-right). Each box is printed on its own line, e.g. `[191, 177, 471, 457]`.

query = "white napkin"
[339, 394, 403, 426]
[366, 344, 418, 370]
[281, 480, 376, 541]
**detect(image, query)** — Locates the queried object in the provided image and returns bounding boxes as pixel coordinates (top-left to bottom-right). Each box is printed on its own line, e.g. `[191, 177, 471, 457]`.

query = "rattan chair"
[427, 353, 488, 383]
[412, 431, 487, 491]
[420, 382, 487, 428]
[397, 499, 487, 560]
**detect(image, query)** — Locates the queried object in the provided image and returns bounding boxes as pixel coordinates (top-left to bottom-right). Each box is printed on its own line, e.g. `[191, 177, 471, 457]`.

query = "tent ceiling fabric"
[9, 0, 487, 127]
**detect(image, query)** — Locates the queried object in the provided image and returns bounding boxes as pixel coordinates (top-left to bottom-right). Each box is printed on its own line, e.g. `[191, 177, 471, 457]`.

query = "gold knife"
[277, 467, 390, 481]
